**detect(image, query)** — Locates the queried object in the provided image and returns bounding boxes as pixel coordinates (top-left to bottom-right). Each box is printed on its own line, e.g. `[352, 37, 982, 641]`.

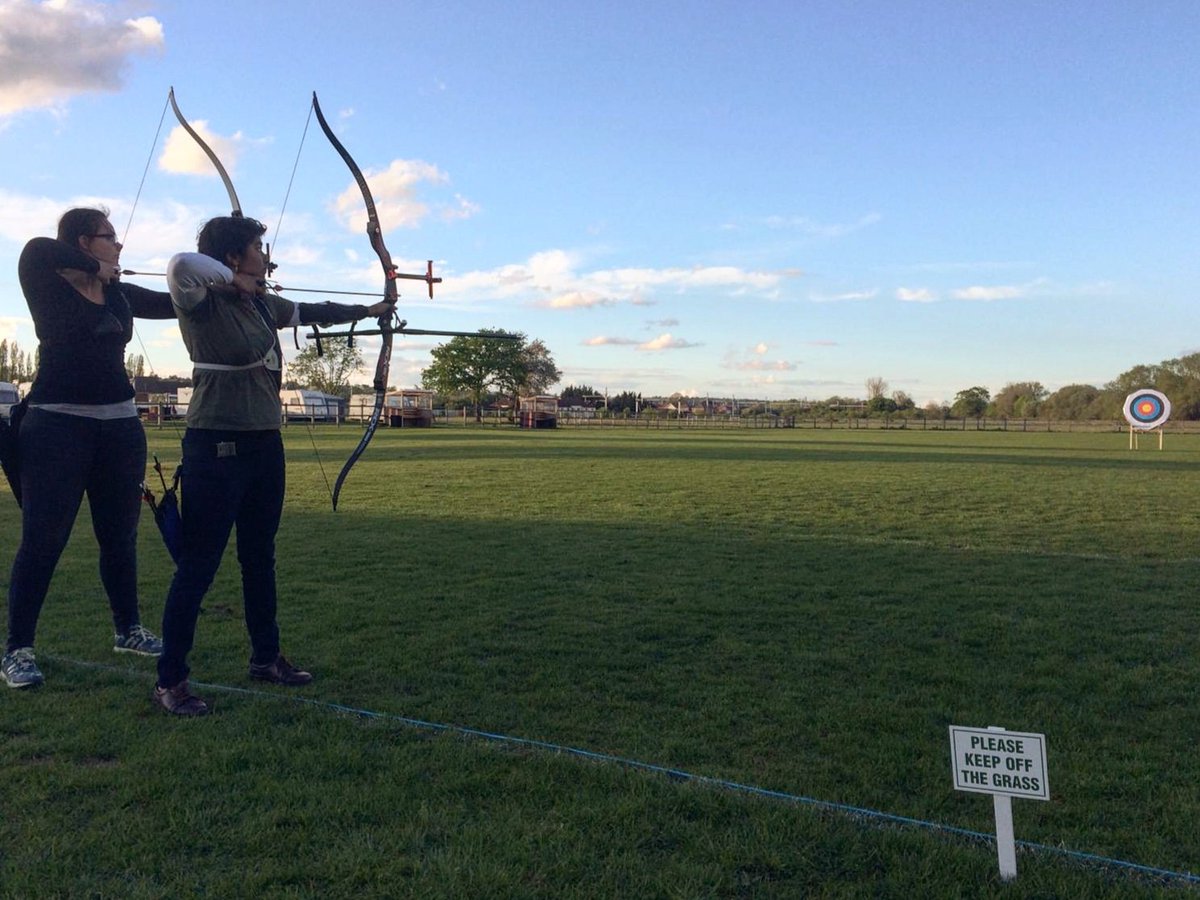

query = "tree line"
[283, 343, 1200, 422]
[928, 351, 1200, 420]
[0, 340, 36, 384]
[13, 332, 1199, 422]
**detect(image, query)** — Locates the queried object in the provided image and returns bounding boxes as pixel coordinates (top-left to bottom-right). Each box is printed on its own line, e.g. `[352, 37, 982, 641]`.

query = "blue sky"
[0, 0, 1197, 405]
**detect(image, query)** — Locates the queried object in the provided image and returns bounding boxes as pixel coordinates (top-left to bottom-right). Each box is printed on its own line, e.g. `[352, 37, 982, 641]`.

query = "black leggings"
[5, 408, 147, 651]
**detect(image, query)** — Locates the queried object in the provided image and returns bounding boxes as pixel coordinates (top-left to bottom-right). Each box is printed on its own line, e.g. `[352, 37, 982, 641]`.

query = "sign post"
[949, 725, 1048, 881]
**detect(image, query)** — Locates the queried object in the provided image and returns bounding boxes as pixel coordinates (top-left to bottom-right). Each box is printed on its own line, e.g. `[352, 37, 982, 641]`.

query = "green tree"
[497, 338, 561, 407]
[0, 340, 35, 383]
[991, 381, 1047, 418]
[867, 394, 897, 414]
[288, 337, 364, 398]
[421, 329, 531, 422]
[609, 390, 641, 415]
[1042, 384, 1105, 420]
[951, 386, 990, 417]
[558, 383, 599, 408]
[1147, 352, 1200, 419]
[923, 400, 950, 418]
[125, 353, 146, 380]
[1095, 353, 1198, 420]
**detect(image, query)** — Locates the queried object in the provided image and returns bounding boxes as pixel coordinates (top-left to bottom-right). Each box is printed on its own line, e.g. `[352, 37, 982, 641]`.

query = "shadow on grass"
[288, 427, 1200, 473]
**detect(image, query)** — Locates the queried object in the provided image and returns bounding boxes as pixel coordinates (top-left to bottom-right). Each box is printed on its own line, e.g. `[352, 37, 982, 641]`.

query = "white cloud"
[723, 345, 797, 372]
[764, 212, 882, 238]
[897, 287, 937, 303]
[334, 159, 449, 230]
[442, 193, 480, 222]
[540, 291, 614, 309]
[0, 315, 32, 340]
[639, 333, 700, 351]
[159, 121, 245, 177]
[0, 1, 164, 117]
[440, 249, 788, 309]
[585, 333, 701, 351]
[0, 188, 68, 240]
[584, 335, 639, 346]
[733, 358, 797, 372]
[810, 289, 877, 303]
[0, 188, 200, 265]
[120, 199, 214, 266]
[951, 284, 1024, 301]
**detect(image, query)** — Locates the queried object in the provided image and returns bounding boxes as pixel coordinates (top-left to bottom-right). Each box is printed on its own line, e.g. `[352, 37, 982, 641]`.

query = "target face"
[1123, 389, 1171, 430]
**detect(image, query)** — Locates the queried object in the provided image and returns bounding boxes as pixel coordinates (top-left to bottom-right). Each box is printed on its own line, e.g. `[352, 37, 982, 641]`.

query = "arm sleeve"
[165, 253, 233, 313]
[295, 301, 372, 327]
[17, 237, 103, 338]
[18, 237, 99, 294]
[121, 283, 177, 320]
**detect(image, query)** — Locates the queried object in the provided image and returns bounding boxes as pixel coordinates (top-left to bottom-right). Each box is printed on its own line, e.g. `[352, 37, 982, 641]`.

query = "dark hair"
[196, 216, 267, 267]
[57, 207, 111, 245]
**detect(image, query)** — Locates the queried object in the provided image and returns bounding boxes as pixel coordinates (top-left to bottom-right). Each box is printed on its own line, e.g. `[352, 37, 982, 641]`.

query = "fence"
[557, 413, 796, 429]
[140, 404, 1200, 435]
[560, 415, 1200, 433]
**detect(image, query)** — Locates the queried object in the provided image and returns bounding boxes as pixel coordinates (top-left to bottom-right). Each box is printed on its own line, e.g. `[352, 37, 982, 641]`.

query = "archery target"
[1123, 389, 1171, 430]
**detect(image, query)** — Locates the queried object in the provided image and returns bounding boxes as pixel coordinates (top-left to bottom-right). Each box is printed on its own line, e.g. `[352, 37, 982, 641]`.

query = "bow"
[168, 87, 242, 218]
[310, 91, 401, 510]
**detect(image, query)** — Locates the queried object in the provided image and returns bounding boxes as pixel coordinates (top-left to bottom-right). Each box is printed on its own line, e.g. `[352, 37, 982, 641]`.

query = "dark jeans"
[157, 429, 285, 687]
[6, 408, 147, 652]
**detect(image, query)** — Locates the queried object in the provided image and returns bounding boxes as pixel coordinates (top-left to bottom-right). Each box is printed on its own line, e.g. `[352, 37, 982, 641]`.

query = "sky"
[0, 0, 1197, 406]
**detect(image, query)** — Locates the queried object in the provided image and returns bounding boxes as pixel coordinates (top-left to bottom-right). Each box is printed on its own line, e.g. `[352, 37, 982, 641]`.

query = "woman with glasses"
[2, 207, 175, 689]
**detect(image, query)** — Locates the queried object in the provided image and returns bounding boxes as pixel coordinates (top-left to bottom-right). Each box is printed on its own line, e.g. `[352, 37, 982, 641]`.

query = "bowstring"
[122, 91, 171, 376]
[272, 101, 314, 257]
[272, 100, 334, 504]
[124, 91, 185, 505]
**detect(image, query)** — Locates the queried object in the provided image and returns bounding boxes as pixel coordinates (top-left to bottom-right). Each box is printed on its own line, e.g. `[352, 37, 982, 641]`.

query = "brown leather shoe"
[153, 680, 209, 716]
[248, 654, 313, 686]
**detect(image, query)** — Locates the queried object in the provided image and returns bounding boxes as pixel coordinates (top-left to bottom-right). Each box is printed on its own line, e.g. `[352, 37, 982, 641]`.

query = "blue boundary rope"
[47, 655, 1200, 887]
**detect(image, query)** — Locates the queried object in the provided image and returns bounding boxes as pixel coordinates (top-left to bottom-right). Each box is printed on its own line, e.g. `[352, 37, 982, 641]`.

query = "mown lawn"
[1, 426, 1197, 897]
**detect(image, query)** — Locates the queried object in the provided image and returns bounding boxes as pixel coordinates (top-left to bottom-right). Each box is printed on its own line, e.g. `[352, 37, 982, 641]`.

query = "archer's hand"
[231, 271, 264, 298]
[366, 300, 393, 318]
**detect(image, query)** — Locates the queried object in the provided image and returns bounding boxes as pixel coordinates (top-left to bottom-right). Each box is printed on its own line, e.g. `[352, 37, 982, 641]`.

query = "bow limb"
[168, 87, 243, 218]
[311, 91, 398, 510]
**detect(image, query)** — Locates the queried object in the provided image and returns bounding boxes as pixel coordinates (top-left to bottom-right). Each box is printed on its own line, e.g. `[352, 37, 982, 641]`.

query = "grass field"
[2, 426, 1198, 897]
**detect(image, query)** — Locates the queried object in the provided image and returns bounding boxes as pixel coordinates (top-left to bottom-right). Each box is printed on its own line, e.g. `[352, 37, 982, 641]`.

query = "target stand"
[1128, 426, 1164, 450]
[1123, 389, 1170, 450]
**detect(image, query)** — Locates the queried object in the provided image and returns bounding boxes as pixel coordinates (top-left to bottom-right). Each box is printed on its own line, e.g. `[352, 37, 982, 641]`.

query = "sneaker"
[153, 680, 208, 716]
[114, 624, 163, 657]
[2, 647, 44, 689]
[249, 654, 313, 686]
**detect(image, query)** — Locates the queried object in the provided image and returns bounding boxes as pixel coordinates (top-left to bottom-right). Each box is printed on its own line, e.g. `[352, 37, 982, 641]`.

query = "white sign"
[950, 726, 1048, 801]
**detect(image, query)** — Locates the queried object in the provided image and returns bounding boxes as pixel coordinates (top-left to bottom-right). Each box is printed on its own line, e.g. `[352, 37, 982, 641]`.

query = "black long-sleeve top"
[18, 237, 175, 405]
